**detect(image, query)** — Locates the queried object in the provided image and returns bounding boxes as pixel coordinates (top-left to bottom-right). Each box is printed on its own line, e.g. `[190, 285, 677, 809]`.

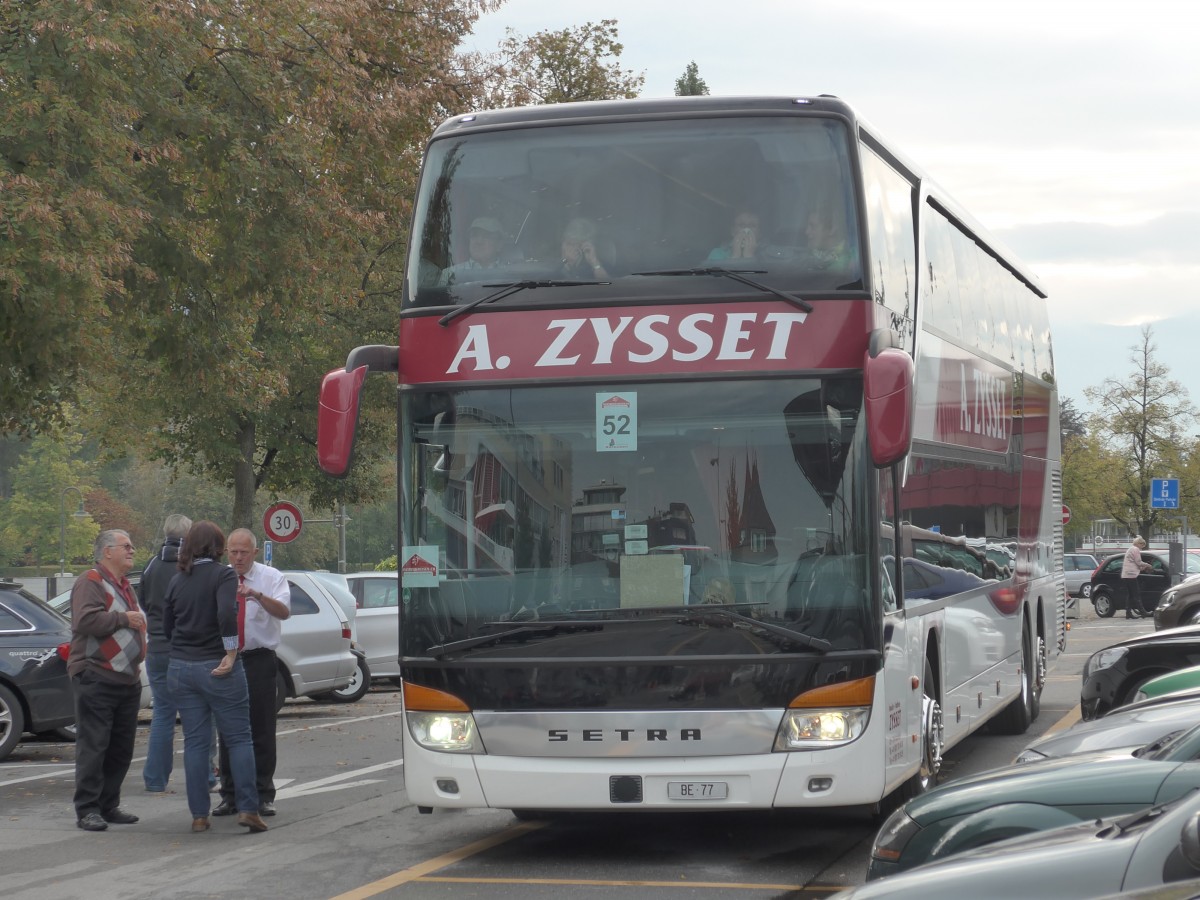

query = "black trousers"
[72, 672, 142, 818]
[219, 648, 277, 804]
[1123, 578, 1142, 617]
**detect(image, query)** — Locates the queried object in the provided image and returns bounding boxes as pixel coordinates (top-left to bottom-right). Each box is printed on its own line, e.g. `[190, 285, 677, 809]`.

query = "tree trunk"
[231, 419, 258, 532]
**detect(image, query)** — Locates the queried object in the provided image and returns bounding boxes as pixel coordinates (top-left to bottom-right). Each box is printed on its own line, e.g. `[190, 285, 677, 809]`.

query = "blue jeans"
[167, 657, 259, 818]
[142, 651, 175, 791]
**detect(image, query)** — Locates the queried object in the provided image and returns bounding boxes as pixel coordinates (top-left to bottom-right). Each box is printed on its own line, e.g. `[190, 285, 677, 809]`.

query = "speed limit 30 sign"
[263, 501, 303, 543]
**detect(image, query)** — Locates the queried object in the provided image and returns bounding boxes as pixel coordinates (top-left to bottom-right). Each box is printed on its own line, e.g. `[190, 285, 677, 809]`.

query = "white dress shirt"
[239, 562, 291, 651]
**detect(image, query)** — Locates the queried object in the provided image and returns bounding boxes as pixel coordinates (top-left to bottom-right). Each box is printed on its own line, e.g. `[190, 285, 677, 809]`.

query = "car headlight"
[1083, 646, 1129, 679]
[872, 806, 922, 862]
[774, 707, 870, 750]
[1160, 589, 1179, 609]
[406, 711, 483, 753]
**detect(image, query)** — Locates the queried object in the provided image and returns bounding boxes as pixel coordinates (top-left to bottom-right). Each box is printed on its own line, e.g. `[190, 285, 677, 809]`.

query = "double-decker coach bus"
[317, 95, 1065, 815]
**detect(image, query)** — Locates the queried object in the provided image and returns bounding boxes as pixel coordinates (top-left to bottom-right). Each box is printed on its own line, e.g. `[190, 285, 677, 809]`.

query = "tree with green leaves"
[0, 433, 98, 571]
[674, 62, 709, 96]
[7, 0, 496, 531]
[1084, 325, 1199, 540]
[485, 19, 644, 107]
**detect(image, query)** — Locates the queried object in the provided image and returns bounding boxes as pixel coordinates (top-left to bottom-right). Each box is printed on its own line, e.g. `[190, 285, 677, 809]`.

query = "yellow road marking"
[417, 876, 831, 891]
[327, 822, 547, 899]
[329, 820, 847, 897]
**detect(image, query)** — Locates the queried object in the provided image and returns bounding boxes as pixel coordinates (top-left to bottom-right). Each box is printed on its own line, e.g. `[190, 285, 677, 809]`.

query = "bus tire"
[1029, 633, 1045, 722]
[991, 619, 1035, 734]
[901, 658, 943, 801]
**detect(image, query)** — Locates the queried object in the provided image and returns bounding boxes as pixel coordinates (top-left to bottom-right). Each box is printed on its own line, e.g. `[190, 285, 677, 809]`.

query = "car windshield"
[406, 116, 862, 309]
[400, 376, 879, 661]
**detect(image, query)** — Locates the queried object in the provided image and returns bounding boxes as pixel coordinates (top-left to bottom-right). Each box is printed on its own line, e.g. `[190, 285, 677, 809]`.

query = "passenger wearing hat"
[443, 217, 507, 282]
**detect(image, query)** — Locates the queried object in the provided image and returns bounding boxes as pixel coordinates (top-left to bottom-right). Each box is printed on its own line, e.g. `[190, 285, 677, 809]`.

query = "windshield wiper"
[632, 267, 814, 314]
[675, 606, 832, 653]
[438, 279, 609, 327]
[424, 624, 568, 657]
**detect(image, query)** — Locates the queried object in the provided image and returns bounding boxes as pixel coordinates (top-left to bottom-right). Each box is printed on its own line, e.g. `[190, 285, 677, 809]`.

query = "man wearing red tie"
[212, 528, 290, 818]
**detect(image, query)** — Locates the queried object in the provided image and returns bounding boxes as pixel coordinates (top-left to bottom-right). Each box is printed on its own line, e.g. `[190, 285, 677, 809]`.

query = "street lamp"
[59, 486, 86, 576]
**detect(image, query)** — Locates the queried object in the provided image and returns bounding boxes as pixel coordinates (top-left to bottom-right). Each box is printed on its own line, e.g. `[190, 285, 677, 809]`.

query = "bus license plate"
[667, 781, 728, 800]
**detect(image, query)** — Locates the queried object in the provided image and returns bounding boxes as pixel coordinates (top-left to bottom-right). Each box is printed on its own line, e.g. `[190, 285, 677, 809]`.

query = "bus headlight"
[773, 707, 870, 750]
[407, 711, 483, 753]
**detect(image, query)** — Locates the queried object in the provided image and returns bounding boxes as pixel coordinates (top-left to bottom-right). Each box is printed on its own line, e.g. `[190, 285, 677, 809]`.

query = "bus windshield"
[401, 376, 878, 662]
[407, 116, 862, 308]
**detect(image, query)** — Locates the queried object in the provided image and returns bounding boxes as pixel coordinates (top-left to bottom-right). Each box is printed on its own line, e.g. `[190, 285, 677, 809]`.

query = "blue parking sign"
[1151, 478, 1179, 509]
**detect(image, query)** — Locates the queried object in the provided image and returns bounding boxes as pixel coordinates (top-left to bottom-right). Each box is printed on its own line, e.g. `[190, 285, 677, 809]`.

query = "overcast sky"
[464, 0, 1200, 352]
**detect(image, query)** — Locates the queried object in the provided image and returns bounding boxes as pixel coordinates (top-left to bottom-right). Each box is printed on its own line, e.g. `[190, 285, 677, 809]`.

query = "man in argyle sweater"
[68, 529, 147, 831]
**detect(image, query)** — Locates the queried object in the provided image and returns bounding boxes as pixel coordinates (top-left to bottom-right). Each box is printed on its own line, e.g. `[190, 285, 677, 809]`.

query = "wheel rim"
[0, 701, 13, 743]
[335, 661, 366, 698]
[1081, 584, 1091, 598]
[1095, 593, 1112, 616]
[918, 694, 944, 791]
[1034, 636, 1047, 696]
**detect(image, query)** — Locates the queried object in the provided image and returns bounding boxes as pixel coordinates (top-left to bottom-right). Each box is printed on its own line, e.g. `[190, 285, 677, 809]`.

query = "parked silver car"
[275, 571, 361, 709]
[343, 571, 401, 685]
[1015, 688, 1200, 763]
[285, 571, 370, 704]
[1064, 552, 1099, 598]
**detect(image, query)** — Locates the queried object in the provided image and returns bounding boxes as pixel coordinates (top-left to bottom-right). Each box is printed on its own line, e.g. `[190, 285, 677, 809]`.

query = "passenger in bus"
[706, 209, 762, 263]
[800, 209, 855, 270]
[442, 216, 509, 283]
[559, 217, 610, 279]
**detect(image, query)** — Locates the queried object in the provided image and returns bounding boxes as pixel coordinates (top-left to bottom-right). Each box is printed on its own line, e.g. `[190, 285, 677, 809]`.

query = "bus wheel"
[1030, 634, 1046, 722]
[902, 660, 943, 800]
[992, 620, 1034, 734]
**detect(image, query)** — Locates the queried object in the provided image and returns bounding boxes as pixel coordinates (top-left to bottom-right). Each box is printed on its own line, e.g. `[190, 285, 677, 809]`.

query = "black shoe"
[76, 812, 108, 832]
[101, 807, 139, 825]
[211, 799, 238, 816]
[259, 801, 276, 817]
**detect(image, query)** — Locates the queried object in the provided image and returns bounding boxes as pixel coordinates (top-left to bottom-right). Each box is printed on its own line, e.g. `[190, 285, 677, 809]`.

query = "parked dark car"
[1156, 576, 1200, 630]
[1090, 552, 1200, 618]
[841, 790, 1200, 899]
[1081, 624, 1200, 720]
[0, 580, 75, 760]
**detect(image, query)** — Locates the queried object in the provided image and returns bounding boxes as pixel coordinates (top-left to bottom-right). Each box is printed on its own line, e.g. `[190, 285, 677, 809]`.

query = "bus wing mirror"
[864, 348, 914, 468]
[317, 345, 399, 477]
[318, 365, 369, 477]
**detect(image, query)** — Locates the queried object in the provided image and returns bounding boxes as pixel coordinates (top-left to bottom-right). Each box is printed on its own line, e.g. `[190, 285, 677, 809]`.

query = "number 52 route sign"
[263, 501, 303, 543]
